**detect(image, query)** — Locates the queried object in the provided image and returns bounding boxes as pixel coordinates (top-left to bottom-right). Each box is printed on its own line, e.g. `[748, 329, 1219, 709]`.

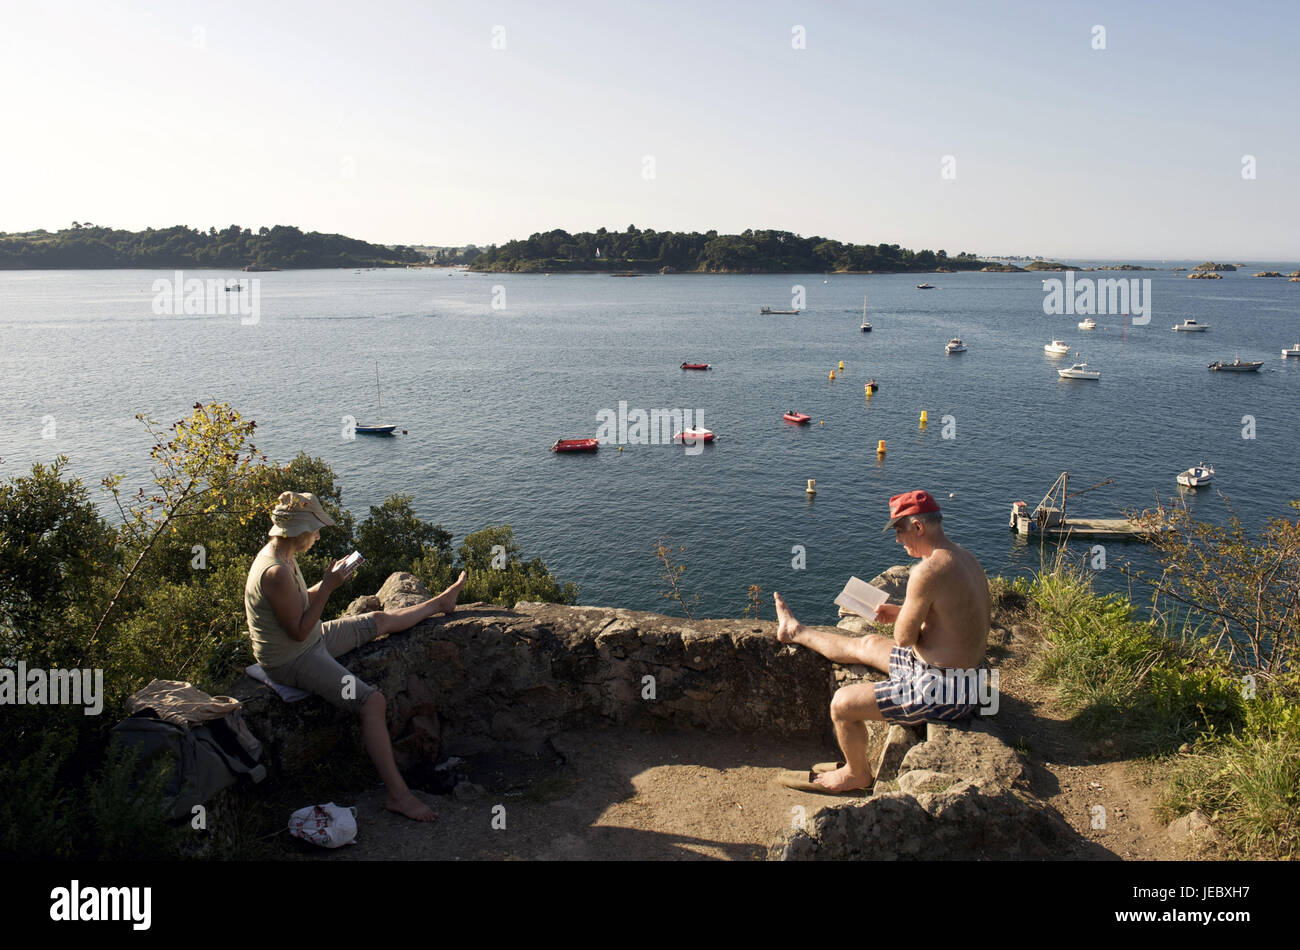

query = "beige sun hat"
[267, 491, 337, 537]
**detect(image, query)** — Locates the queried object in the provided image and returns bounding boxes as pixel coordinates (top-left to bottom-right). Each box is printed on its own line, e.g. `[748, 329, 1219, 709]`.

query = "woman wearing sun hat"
[245, 490, 467, 822]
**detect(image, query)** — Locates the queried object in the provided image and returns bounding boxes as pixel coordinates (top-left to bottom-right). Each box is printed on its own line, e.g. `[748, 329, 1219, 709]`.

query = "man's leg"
[813, 683, 883, 792]
[359, 690, 437, 822]
[373, 571, 469, 637]
[773, 591, 893, 672]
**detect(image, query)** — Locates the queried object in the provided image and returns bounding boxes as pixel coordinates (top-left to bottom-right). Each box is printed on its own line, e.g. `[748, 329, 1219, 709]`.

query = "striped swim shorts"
[873, 645, 984, 725]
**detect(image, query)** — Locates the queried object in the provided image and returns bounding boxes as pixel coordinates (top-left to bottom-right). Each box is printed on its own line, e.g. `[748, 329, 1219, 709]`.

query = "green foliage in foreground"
[0, 403, 576, 859]
[1028, 557, 1300, 858]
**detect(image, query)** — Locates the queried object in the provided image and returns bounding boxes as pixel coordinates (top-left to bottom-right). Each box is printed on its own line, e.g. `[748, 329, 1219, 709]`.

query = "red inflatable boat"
[672, 427, 716, 443]
[680, 362, 710, 370]
[783, 412, 812, 424]
[552, 438, 599, 453]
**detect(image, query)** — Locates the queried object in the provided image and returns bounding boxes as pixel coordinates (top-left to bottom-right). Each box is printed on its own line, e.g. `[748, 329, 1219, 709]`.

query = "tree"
[1126, 498, 1300, 674]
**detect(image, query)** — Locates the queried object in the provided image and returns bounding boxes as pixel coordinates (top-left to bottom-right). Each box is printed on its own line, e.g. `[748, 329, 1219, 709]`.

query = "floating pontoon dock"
[1009, 473, 1170, 542]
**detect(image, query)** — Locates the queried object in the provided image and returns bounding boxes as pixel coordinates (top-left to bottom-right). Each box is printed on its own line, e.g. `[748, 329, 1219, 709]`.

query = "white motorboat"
[1044, 340, 1070, 355]
[945, 338, 966, 354]
[1282, 344, 1300, 358]
[1172, 319, 1210, 332]
[1058, 362, 1101, 380]
[1176, 464, 1215, 488]
[1077, 318, 1097, 330]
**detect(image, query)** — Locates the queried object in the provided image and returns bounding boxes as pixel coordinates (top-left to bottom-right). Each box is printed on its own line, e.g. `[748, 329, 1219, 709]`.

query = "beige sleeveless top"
[244, 548, 320, 667]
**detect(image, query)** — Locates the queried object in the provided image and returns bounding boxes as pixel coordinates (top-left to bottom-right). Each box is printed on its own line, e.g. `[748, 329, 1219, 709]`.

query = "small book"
[342, 551, 365, 571]
[834, 576, 889, 617]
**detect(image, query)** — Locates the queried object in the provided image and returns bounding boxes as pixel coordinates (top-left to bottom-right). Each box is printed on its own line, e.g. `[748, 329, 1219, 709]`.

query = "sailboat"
[356, 362, 398, 435]
[860, 295, 872, 332]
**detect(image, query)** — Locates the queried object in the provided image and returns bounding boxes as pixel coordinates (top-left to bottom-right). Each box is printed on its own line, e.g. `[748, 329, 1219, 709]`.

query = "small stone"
[453, 781, 485, 801]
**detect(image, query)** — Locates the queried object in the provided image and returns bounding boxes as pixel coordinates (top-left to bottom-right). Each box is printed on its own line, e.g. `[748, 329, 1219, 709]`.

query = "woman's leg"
[373, 570, 469, 636]
[359, 691, 436, 822]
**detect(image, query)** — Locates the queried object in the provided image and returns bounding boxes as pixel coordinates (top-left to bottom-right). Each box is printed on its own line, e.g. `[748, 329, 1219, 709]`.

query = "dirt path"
[271, 622, 1195, 861]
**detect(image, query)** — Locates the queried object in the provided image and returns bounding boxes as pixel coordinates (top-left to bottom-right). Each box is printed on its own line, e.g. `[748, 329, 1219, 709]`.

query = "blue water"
[2, 265, 1297, 625]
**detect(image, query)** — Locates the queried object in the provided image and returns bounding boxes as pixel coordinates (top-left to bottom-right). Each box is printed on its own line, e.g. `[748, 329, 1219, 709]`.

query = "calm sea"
[2, 264, 1297, 625]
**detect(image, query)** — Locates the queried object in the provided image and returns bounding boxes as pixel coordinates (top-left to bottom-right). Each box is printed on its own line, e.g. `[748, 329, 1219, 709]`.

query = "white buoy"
[806, 478, 817, 495]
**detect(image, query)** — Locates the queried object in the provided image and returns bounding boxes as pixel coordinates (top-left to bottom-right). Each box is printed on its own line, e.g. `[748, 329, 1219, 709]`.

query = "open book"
[833, 576, 889, 618]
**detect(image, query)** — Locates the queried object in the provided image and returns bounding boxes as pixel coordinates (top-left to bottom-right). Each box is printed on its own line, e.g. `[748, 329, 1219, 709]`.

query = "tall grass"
[1026, 550, 1299, 856]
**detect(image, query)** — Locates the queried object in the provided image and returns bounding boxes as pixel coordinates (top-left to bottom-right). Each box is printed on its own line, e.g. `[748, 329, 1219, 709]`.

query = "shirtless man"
[773, 490, 991, 794]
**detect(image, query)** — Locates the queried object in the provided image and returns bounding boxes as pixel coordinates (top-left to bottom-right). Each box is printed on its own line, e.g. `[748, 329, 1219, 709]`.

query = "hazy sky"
[2, 0, 1297, 258]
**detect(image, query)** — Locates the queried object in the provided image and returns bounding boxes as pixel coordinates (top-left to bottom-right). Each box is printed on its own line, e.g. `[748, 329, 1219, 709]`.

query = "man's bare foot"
[385, 790, 438, 822]
[431, 570, 468, 615]
[773, 591, 802, 644]
[813, 764, 873, 793]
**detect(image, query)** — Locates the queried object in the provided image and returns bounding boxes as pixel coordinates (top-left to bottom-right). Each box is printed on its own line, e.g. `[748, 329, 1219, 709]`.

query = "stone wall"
[230, 573, 836, 776]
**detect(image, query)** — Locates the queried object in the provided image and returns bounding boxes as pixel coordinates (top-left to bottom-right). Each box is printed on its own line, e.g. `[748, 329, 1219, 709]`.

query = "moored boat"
[1176, 463, 1214, 487]
[681, 362, 710, 370]
[1172, 319, 1210, 332]
[355, 424, 397, 435]
[1058, 362, 1101, 380]
[945, 338, 966, 354]
[1282, 344, 1300, 358]
[1078, 318, 1097, 330]
[1208, 357, 1263, 372]
[673, 427, 716, 443]
[552, 438, 599, 453]
[783, 411, 811, 424]
[1044, 340, 1070, 355]
[916, 283, 934, 289]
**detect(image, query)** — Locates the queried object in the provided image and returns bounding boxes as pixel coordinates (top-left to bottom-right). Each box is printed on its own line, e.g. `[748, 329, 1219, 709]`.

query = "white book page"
[833, 575, 889, 617]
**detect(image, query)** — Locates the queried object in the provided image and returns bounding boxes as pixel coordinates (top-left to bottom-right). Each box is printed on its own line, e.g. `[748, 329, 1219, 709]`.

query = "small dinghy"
[680, 362, 711, 370]
[783, 411, 811, 424]
[1176, 463, 1214, 488]
[552, 438, 599, 453]
[355, 424, 398, 435]
[673, 427, 716, 443]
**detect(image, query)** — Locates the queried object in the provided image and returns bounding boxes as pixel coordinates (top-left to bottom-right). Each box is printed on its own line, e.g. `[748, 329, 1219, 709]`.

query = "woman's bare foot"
[431, 570, 468, 615]
[386, 790, 438, 822]
[773, 592, 803, 643]
[813, 764, 873, 793]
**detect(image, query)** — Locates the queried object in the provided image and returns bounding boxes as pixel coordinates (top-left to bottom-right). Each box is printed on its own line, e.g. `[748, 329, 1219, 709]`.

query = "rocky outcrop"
[767, 713, 1072, 859]
[769, 779, 1075, 860]
[229, 569, 1084, 860]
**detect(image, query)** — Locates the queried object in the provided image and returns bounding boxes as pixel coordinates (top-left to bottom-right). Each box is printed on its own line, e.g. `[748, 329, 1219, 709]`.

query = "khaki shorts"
[263, 612, 382, 713]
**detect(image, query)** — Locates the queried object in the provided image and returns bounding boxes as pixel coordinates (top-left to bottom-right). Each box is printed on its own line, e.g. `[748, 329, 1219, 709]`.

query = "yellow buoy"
[919, 410, 929, 425]
[806, 478, 817, 495]
[618, 446, 624, 452]
[829, 370, 835, 381]
[819, 420, 824, 426]
[838, 360, 844, 371]
[877, 440, 886, 454]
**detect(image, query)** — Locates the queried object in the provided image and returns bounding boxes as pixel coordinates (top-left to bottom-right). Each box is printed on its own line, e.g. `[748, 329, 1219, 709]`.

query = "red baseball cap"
[882, 490, 942, 532]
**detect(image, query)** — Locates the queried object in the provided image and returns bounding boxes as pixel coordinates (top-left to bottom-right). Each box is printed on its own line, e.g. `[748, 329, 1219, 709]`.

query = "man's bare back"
[904, 540, 990, 669]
